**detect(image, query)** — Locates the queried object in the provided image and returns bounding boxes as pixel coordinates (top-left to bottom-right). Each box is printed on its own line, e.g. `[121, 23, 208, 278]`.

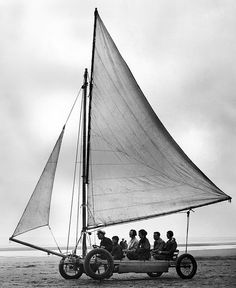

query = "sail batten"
[12, 128, 65, 237]
[87, 12, 231, 229]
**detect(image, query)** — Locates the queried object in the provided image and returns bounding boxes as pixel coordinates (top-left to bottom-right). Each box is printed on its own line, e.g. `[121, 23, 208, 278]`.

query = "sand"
[1, 250, 236, 287]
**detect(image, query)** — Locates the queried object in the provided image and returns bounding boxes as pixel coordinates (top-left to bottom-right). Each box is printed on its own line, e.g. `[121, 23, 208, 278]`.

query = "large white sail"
[12, 128, 64, 237]
[87, 13, 231, 229]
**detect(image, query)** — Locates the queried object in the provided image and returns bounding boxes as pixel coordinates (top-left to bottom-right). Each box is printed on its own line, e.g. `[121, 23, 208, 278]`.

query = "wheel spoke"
[59, 255, 83, 279]
[180, 258, 193, 275]
[84, 248, 114, 280]
[176, 253, 197, 279]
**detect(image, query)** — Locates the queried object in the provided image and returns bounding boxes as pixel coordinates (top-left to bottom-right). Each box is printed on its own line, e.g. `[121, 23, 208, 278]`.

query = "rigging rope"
[49, 225, 62, 254]
[75, 99, 84, 245]
[73, 233, 82, 254]
[64, 86, 82, 126]
[66, 91, 84, 253]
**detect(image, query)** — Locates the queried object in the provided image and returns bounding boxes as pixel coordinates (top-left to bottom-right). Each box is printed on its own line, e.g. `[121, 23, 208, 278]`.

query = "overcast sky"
[1, 0, 236, 248]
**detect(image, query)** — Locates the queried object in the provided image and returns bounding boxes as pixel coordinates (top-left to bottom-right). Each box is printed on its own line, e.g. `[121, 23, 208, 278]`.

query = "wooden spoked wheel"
[83, 248, 114, 280]
[59, 255, 83, 279]
[176, 253, 197, 279]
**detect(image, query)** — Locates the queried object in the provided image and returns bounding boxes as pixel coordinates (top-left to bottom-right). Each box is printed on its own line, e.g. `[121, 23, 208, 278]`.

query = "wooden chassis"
[77, 256, 175, 274]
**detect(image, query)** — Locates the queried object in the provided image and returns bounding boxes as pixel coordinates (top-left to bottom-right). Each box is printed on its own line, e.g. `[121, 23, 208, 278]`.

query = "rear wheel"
[176, 253, 197, 279]
[83, 248, 114, 280]
[147, 272, 163, 278]
[59, 255, 83, 279]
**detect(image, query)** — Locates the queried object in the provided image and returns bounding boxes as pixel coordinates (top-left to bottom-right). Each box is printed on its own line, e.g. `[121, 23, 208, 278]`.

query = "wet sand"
[1, 250, 236, 287]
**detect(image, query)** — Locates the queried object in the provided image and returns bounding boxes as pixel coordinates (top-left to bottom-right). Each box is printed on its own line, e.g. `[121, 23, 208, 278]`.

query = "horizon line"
[2, 241, 236, 252]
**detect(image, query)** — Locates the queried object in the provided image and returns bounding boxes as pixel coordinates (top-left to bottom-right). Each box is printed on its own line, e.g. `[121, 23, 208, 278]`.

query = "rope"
[49, 225, 62, 254]
[75, 98, 84, 245]
[73, 233, 83, 254]
[64, 87, 82, 126]
[64, 75, 90, 253]
[66, 93, 84, 253]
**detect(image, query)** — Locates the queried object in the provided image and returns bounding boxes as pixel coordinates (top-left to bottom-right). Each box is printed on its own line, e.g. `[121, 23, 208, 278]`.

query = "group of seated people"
[95, 229, 177, 261]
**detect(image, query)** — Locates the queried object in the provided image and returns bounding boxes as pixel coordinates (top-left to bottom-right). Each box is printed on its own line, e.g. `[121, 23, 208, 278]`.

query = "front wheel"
[147, 272, 163, 278]
[59, 255, 83, 279]
[83, 248, 114, 280]
[176, 253, 197, 279]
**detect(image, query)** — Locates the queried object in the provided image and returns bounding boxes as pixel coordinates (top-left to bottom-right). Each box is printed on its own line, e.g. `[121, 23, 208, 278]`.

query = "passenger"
[120, 238, 128, 250]
[96, 230, 113, 253]
[127, 229, 151, 260]
[151, 231, 165, 259]
[111, 236, 124, 260]
[123, 229, 139, 254]
[155, 230, 177, 260]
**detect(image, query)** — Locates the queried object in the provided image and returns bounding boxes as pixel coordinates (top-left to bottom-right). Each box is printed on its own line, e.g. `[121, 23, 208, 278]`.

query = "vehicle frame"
[59, 248, 197, 280]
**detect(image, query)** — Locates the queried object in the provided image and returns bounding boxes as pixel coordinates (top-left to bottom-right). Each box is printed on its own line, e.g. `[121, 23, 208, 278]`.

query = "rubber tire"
[83, 248, 114, 280]
[176, 253, 197, 279]
[147, 272, 163, 278]
[59, 257, 83, 279]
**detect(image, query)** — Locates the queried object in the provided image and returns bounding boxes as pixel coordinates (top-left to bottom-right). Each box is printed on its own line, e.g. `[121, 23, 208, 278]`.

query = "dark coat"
[111, 244, 124, 260]
[100, 236, 113, 252]
[162, 238, 177, 257]
[127, 237, 151, 260]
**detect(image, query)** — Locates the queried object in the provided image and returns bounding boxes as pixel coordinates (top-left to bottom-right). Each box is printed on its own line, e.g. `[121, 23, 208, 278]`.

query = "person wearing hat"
[95, 230, 113, 253]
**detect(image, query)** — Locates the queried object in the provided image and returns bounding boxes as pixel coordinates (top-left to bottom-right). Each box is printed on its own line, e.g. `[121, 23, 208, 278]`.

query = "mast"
[82, 68, 88, 258]
[81, 7, 97, 258]
[86, 8, 98, 183]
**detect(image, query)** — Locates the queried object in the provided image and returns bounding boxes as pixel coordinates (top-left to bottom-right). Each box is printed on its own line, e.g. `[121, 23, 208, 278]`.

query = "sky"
[1, 0, 236, 249]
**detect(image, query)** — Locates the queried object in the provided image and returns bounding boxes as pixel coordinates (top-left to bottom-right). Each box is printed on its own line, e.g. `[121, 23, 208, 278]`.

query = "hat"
[97, 230, 105, 235]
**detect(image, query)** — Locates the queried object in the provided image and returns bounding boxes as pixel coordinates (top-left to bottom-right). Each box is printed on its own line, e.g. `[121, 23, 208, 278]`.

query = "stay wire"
[49, 225, 62, 254]
[75, 97, 84, 246]
[64, 86, 82, 126]
[66, 89, 84, 253]
[65, 75, 90, 253]
[74, 233, 83, 254]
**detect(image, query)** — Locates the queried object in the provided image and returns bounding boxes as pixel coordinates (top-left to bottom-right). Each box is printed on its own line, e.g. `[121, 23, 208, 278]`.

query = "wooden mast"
[81, 8, 97, 259]
[82, 68, 88, 258]
[86, 8, 98, 183]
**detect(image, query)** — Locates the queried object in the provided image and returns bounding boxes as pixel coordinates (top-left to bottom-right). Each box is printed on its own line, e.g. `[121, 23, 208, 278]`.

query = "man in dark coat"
[96, 230, 113, 252]
[155, 230, 177, 260]
[151, 231, 165, 259]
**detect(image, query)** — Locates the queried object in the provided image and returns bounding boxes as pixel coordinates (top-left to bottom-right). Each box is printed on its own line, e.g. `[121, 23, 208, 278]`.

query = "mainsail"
[87, 12, 231, 229]
[12, 127, 65, 237]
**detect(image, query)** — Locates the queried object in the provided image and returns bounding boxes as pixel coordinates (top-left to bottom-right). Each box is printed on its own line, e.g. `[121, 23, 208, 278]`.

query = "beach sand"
[1, 250, 236, 287]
